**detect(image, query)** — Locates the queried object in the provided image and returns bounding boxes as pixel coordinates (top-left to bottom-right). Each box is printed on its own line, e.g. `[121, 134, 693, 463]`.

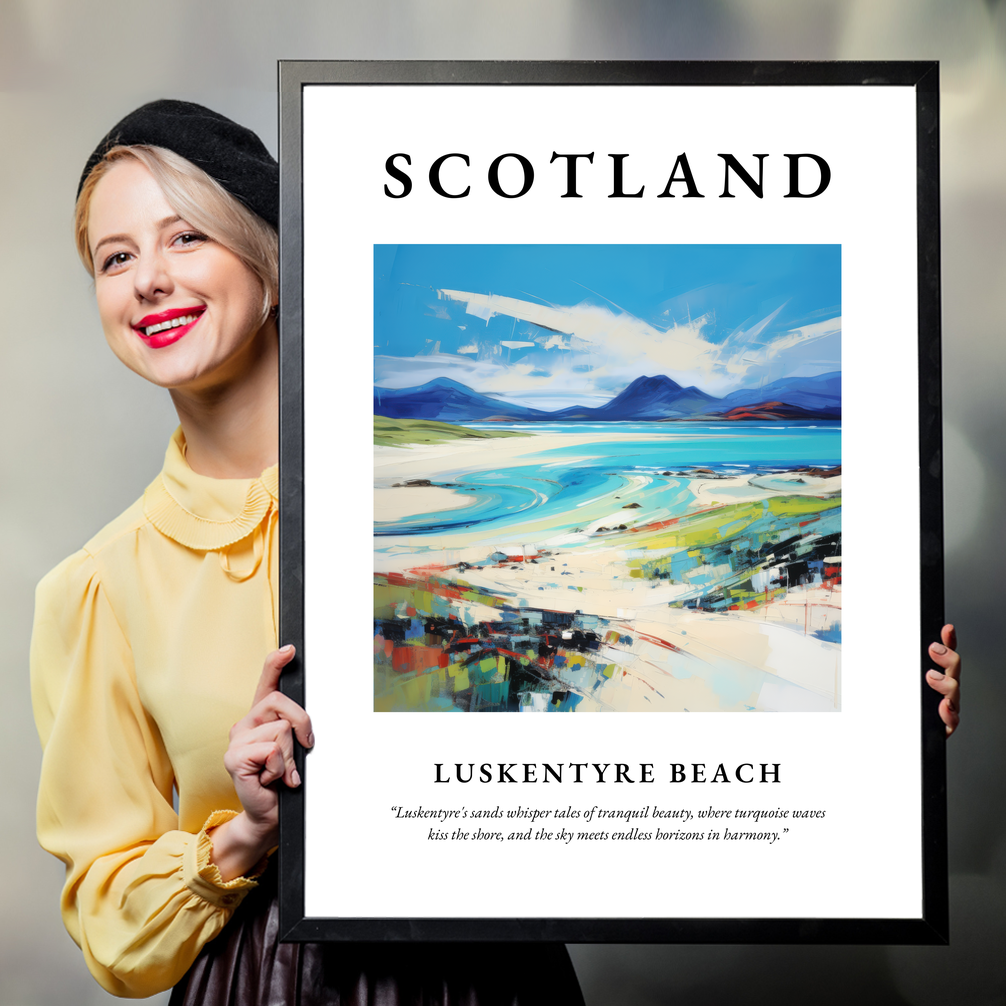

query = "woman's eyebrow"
[92, 232, 133, 256]
[92, 216, 185, 257]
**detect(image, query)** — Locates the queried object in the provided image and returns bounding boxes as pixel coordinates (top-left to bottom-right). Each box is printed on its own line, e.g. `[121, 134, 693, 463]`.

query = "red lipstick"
[132, 306, 206, 349]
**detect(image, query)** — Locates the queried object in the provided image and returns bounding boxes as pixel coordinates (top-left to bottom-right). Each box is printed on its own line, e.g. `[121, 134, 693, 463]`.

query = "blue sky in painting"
[374, 245, 841, 408]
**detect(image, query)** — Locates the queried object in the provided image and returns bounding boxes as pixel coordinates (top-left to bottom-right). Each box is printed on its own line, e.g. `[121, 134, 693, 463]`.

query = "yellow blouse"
[31, 428, 279, 998]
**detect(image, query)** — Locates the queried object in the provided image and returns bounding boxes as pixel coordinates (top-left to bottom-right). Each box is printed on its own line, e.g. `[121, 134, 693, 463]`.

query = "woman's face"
[87, 158, 270, 393]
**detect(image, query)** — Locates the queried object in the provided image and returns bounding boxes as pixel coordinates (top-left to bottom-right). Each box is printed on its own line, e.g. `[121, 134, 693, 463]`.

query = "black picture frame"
[277, 60, 945, 944]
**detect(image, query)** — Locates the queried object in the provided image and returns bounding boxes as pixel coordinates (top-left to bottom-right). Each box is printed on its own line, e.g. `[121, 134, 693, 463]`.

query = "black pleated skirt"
[169, 869, 585, 1006]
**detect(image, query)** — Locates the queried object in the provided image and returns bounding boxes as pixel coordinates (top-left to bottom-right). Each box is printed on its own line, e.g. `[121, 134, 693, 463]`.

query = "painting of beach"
[374, 245, 841, 713]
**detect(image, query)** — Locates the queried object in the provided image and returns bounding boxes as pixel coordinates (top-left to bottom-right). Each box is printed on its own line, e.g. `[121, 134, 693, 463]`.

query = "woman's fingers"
[258, 741, 289, 787]
[254, 691, 314, 749]
[218, 647, 309, 846]
[230, 719, 301, 788]
[941, 623, 958, 653]
[924, 678, 960, 736]
[224, 738, 288, 788]
[940, 698, 960, 737]
[926, 669, 960, 736]
[252, 644, 296, 707]
[241, 644, 314, 749]
[232, 689, 314, 750]
[926, 667, 959, 703]
[929, 638, 961, 679]
[224, 645, 312, 809]
[927, 623, 961, 737]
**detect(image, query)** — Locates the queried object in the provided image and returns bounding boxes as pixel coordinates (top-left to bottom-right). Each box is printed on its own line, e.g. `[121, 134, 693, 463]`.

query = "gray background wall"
[1, 2, 1003, 1003]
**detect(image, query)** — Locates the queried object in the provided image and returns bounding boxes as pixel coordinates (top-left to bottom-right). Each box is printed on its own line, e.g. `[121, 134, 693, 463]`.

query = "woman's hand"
[209, 645, 314, 881]
[926, 624, 961, 738]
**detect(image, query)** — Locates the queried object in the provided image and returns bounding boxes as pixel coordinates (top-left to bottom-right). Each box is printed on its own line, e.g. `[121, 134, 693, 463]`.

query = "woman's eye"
[173, 231, 208, 248]
[101, 251, 132, 273]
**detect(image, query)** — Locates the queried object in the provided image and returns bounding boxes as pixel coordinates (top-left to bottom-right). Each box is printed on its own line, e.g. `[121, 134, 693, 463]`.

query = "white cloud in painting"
[433, 288, 841, 398]
[710, 313, 841, 379]
[426, 302, 452, 320]
[464, 300, 494, 323]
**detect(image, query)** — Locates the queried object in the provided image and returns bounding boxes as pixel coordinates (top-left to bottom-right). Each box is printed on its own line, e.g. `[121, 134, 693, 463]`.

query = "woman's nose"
[133, 249, 173, 302]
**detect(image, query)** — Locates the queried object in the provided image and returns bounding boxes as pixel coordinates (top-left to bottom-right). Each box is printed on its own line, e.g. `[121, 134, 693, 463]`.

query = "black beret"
[78, 99, 278, 228]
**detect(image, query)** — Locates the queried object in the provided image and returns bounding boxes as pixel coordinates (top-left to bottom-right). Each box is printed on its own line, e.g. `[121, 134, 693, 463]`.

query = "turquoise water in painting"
[376, 421, 840, 538]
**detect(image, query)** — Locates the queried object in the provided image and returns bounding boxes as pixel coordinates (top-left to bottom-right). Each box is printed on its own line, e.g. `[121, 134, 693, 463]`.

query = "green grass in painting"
[374, 415, 529, 447]
[626, 494, 841, 556]
[621, 494, 842, 612]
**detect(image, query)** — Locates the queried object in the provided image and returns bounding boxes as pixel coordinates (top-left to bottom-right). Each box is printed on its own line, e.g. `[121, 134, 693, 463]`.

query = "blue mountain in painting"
[716, 372, 841, 417]
[374, 372, 841, 423]
[373, 377, 551, 421]
[553, 375, 719, 420]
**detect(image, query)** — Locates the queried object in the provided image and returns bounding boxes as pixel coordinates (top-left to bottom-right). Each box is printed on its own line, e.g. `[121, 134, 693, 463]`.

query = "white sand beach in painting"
[374, 484, 477, 522]
[374, 428, 664, 481]
[374, 427, 842, 713]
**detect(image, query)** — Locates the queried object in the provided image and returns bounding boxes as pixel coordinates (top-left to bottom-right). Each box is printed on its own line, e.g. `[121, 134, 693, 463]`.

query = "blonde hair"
[75, 145, 278, 322]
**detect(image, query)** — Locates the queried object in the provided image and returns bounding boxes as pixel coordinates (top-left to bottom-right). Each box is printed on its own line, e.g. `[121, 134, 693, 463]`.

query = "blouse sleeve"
[31, 549, 262, 998]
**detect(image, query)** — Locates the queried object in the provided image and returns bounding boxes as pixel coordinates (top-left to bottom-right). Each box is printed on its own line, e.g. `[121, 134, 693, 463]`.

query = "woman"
[31, 100, 586, 1003]
[33, 99, 963, 1003]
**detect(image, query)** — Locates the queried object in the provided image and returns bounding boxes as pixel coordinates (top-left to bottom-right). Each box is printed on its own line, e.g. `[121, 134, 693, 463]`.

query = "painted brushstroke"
[374, 415, 529, 448]
[373, 245, 841, 712]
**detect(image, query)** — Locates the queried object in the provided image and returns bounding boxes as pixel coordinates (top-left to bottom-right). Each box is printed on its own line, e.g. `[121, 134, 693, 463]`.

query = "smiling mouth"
[135, 307, 206, 338]
[131, 307, 207, 349]
[142, 313, 199, 337]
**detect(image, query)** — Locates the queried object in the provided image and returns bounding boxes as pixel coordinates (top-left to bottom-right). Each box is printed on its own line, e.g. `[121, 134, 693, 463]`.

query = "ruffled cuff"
[182, 810, 269, 909]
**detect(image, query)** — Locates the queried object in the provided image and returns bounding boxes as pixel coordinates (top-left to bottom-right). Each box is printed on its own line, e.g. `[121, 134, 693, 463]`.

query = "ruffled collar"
[143, 428, 278, 551]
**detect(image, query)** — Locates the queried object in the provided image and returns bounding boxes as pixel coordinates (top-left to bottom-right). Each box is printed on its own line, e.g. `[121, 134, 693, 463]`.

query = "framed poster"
[277, 61, 946, 943]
